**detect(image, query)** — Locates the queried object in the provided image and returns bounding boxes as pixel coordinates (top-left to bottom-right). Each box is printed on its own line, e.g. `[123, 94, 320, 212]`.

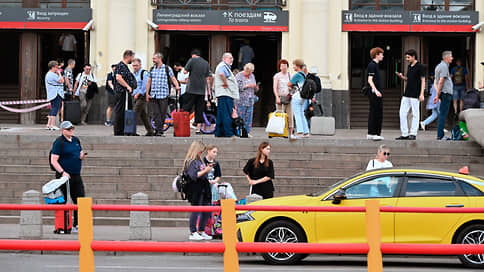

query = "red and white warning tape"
[0, 99, 51, 113]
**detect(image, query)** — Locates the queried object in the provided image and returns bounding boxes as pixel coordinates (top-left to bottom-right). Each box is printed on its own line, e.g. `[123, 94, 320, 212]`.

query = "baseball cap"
[60, 121, 74, 130]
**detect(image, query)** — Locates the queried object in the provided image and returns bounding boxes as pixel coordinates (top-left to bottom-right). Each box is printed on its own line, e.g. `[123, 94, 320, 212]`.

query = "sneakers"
[189, 232, 204, 241]
[367, 135, 384, 141]
[439, 136, 451, 141]
[247, 133, 253, 138]
[200, 232, 212, 240]
[444, 128, 449, 133]
[408, 135, 416, 140]
[71, 226, 78, 233]
[290, 134, 298, 140]
[104, 120, 112, 127]
[395, 135, 409, 140]
[420, 121, 426, 131]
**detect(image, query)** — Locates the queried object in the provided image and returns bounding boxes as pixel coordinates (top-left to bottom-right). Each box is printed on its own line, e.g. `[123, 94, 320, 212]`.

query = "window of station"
[350, 0, 404, 10]
[420, 0, 474, 11]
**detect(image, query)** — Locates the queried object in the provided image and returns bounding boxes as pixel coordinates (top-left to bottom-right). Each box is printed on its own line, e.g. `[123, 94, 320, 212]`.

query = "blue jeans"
[49, 95, 62, 116]
[423, 107, 439, 126]
[236, 105, 253, 133]
[292, 96, 309, 134]
[189, 193, 211, 233]
[215, 96, 234, 137]
[437, 93, 452, 139]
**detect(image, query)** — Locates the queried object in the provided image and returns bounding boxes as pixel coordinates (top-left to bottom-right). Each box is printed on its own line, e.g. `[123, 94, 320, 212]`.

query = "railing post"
[221, 199, 239, 272]
[78, 197, 94, 272]
[366, 199, 383, 272]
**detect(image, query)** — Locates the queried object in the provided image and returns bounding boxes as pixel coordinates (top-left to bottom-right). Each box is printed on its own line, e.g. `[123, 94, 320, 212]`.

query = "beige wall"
[282, 0, 349, 90]
[90, 0, 156, 83]
[475, 1, 484, 87]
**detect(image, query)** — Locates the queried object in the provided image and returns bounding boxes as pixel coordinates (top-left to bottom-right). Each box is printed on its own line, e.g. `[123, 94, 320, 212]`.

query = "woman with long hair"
[243, 142, 275, 199]
[183, 140, 213, 241]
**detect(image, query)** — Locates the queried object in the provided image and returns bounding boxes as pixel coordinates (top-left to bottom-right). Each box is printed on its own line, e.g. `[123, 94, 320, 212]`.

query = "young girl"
[183, 140, 213, 241]
[204, 145, 236, 201]
[243, 142, 275, 199]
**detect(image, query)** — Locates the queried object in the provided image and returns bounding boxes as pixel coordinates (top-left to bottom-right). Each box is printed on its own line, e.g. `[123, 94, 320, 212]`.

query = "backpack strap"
[372, 159, 375, 168]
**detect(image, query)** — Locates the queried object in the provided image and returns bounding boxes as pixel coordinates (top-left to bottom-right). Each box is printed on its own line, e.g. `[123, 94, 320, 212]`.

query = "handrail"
[1, 199, 484, 272]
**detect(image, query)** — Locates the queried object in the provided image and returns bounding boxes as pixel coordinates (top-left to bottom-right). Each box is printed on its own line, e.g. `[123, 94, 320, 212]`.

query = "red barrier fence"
[1, 200, 484, 272]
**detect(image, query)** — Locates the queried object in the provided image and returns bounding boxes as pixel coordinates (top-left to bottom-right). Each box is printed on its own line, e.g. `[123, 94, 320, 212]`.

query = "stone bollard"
[129, 192, 151, 240]
[20, 190, 42, 239]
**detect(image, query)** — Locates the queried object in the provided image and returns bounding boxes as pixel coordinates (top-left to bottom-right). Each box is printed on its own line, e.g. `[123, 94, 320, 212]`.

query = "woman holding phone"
[243, 142, 275, 199]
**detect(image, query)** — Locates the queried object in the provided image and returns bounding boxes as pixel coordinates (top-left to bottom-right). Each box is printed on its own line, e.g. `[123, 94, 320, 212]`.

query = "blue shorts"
[453, 85, 465, 100]
[49, 95, 62, 116]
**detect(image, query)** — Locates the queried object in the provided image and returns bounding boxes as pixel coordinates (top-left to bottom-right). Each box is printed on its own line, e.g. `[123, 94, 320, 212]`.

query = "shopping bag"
[265, 111, 285, 134]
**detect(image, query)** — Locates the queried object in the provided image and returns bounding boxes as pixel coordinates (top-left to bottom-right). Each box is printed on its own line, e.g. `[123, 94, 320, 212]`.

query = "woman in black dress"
[243, 142, 275, 199]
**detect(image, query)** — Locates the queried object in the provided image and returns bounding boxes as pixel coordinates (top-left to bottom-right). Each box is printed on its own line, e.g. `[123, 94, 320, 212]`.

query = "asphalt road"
[1, 253, 482, 272]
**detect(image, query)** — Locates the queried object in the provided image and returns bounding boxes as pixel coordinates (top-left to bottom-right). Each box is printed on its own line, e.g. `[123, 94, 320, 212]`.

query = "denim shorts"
[453, 85, 465, 100]
[49, 95, 62, 116]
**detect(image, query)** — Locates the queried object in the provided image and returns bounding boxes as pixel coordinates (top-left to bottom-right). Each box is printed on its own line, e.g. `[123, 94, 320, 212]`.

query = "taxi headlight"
[236, 211, 255, 223]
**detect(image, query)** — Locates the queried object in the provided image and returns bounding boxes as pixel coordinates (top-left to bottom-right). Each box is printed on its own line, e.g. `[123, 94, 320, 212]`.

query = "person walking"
[287, 59, 309, 139]
[434, 51, 454, 140]
[45, 60, 65, 130]
[273, 59, 294, 137]
[131, 58, 155, 136]
[113, 50, 136, 136]
[243, 142, 275, 199]
[450, 58, 468, 118]
[395, 49, 425, 140]
[235, 63, 258, 137]
[182, 49, 211, 134]
[50, 121, 87, 233]
[146, 52, 180, 137]
[366, 47, 385, 141]
[183, 141, 213, 241]
[105, 64, 116, 127]
[73, 64, 97, 125]
[420, 84, 441, 131]
[214, 52, 239, 138]
[366, 144, 393, 170]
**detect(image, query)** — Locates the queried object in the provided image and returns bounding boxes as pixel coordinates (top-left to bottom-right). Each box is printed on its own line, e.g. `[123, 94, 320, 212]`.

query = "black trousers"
[368, 93, 383, 136]
[56, 173, 86, 227]
[182, 93, 205, 124]
[150, 98, 168, 133]
[113, 91, 133, 136]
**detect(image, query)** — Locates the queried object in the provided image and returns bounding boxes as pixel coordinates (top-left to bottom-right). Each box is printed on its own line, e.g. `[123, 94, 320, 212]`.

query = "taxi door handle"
[446, 204, 464, 208]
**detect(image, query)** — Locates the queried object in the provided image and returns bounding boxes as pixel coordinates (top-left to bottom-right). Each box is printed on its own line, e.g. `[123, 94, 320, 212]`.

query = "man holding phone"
[395, 49, 425, 140]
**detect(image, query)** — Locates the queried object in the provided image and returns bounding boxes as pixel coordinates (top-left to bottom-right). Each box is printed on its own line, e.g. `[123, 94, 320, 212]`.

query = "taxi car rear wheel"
[455, 223, 484, 268]
[258, 220, 307, 265]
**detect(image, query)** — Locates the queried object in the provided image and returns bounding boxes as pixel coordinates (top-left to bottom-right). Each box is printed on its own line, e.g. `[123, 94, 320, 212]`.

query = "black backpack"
[49, 136, 79, 172]
[307, 73, 322, 93]
[175, 172, 191, 200]
[300, 73, 318, 99]
[232, 117, 248, 138]
[462, 88, 480, 110]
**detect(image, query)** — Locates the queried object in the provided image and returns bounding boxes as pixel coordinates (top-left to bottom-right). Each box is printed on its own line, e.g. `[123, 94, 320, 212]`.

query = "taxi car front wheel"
[258, 220, 307, 265]
[455, 223, 484, 268]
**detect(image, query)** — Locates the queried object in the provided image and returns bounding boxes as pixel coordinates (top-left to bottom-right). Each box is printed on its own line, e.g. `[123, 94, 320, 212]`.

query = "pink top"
[273, 72, 291, 96]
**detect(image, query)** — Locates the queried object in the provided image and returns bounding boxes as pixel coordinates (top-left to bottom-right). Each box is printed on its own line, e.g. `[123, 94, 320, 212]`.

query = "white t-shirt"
[75, 72, 97, 96]
[366, 159, 393, 171]
[61, 34, 77, 52]
[177, 69, 189, 96]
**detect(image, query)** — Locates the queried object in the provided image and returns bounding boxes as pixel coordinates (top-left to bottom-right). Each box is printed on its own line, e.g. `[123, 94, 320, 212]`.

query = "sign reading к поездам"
[153, 9, 288, 32]
[342, 10, 478, 32]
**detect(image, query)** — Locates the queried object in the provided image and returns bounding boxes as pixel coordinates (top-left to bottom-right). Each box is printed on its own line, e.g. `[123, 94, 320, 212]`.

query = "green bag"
[459, 121, 469, 141]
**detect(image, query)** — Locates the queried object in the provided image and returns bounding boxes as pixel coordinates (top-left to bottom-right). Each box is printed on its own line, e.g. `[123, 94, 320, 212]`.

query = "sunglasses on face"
[383, 152, 390, 156]
[65, 127, 74, 131]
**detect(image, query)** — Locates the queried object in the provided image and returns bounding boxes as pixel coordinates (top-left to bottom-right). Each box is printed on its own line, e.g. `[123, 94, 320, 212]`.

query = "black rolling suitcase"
[63, 100, 81, 124]
[124, 91, 137, 135]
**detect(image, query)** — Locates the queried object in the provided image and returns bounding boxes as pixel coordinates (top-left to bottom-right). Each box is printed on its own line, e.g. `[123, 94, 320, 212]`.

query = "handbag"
[265, 110, 285, 134]
[362, 83, 371, 96]
[279, 94, 291, 105]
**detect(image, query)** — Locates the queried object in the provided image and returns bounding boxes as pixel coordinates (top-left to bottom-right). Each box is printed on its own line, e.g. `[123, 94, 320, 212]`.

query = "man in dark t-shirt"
[113, 49, 136, 136]
[367, 47, 384, 141]
[182, 49, 211, 134]
[396, 49, 425, 140]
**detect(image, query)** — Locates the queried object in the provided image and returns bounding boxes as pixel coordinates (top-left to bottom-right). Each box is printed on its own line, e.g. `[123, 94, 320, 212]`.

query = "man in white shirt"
[73, 64, 97, 125]
[174, 62, 188, 108]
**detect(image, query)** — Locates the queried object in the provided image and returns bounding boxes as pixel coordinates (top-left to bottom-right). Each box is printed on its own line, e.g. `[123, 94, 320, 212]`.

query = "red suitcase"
[54, 210, 73, 234]
[172, 110, 190, 137]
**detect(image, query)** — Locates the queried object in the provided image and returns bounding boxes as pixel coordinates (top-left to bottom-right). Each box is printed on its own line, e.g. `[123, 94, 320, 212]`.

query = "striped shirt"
[149, 64, 174, 99]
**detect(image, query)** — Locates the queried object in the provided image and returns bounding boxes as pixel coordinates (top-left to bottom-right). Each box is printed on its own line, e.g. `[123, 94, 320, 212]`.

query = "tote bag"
[265, 110, 285, 134]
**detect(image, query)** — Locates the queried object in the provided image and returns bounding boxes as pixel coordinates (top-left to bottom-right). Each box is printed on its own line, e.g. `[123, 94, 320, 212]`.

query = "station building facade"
[0, 0, 482, 129]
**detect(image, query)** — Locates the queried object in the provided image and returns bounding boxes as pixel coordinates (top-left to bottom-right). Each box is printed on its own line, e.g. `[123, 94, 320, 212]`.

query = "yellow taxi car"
[236, 168, 484, 267]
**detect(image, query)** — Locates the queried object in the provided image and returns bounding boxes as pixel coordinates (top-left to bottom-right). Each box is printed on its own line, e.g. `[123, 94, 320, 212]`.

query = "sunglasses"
[65, 127, 74, 131]
[383, 152, 390, 156]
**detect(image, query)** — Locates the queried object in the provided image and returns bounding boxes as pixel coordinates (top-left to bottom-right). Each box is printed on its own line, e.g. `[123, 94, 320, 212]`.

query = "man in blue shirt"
[146, 52, 180, 137]
[132, 58, 155, 136]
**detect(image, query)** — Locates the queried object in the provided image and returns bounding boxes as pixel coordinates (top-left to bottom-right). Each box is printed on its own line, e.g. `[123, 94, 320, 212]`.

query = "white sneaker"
[247, 133, 253, 138]
[200, 232, 212, 240]
[367, 134, 375, 140]
[373, 135, 384, 141]
[420, 121, 426, 131]
[444, 128, 449, 133]
[189, 232, 204, 241]
[290, 134, 298, 140]
[71, 226, 78, 233]
[51, 126, 60, 130]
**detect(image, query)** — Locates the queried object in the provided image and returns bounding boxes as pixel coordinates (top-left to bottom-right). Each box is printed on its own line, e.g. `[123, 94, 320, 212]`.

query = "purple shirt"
[235, 72, 256, 107]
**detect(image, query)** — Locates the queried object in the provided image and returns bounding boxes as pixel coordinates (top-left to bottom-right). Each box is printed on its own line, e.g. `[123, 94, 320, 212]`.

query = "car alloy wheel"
[456, 224, 484, 268]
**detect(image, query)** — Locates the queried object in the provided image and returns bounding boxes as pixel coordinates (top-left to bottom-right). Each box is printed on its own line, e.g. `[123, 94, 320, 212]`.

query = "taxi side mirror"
[332, 189, 346, 205]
